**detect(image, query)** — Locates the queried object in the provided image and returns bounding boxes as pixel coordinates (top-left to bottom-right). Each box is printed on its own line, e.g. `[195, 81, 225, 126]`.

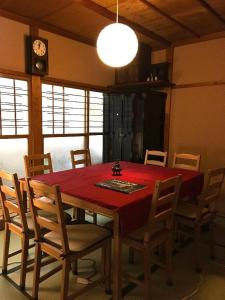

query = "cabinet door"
[103, 94, 133, 162]
[143, 91, 166, 152]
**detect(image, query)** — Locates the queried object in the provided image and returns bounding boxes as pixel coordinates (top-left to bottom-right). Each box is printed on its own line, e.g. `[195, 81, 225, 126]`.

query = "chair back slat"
[0, 170, 28, 232]
[5, 200, 20, 214]
[36, 215, 60, 233]
[24, 153, 53, 177]
[33, 198, 57, 214]
[26, 178, 70, 255]
[70, 149, 92, 169]
[197, 167, 225, 219]
[144, 150, 167, 167]
[1, 185, 17, 198]
[145, 175, 181, 243]
[172, 153, 200, 171]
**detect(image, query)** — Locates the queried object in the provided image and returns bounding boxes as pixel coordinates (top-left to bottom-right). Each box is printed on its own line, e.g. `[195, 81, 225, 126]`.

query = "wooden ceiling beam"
[77, 0, 171, 47]
[0, 8, 95, 46]
[140, 0, 200, 38]
[197, 0, 225, 27]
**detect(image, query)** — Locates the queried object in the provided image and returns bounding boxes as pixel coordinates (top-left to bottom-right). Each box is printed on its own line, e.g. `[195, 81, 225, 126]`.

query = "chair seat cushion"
[175, 202, 209, 220]
[44, 224, 111, 252]
[13, 210, 71, 231]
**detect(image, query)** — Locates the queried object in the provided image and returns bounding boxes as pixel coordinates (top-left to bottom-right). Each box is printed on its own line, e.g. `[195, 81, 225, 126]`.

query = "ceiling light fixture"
[96, 0, 138, 68]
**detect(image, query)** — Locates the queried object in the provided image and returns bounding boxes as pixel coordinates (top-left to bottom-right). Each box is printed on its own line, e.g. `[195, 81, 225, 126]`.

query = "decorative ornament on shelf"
[112, 161, 122, 176]
[96, 0, 138, 68]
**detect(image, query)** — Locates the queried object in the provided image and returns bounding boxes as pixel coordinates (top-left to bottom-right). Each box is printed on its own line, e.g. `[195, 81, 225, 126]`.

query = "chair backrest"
[70, 149, 92, 169]
[26, 178, 70, 256]
[144, 150, 167, 167]
[144, 175, 181, 243]
[24, 153, 53, 177]
[0, 170, 28, 232]
[197, 167, 225, 219]
[172, 153, 200, 171]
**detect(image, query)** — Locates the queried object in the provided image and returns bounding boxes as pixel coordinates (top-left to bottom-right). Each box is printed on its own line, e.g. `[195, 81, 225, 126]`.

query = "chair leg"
[61, 259, 70, 300]
[165, 236, 173, 285]
[143, 249, 151, 300]
[71, 260, 78, 275]
[93, 213, 97, 225]
[104, 240, 112, 294]
[209, 219, 215, 259]
[72, 207, 77, 219]
[194, 225, 202, 272]
[129, 247, 134, 264]
[2, 226, 10, 274]
[32, 244, 42, 300]
[20, 235, 29, 289]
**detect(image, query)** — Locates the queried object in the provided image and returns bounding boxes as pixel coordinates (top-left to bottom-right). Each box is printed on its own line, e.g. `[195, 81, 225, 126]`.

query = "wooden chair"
[70, 149, 92, 169]
[122, 175, 181, 300]
[70, 149, 97, 224]
[26, 178, 112, 300]
[0, 170, 70, 289]
[172, 153, 201, 171]
[24, 153, 53, 177]
[175, 167, 225, 271]
[144, 149, 167, 167]
[0, 170, 36, 289]
[24, 153, 72, 218]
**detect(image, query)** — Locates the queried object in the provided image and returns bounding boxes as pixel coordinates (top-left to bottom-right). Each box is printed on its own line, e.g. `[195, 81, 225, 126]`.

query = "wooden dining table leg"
[113, 213, 122, 300]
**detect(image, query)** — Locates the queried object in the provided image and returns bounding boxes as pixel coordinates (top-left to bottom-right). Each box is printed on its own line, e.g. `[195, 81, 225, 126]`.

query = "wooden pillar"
[164, 47, 174, 162]
[28, 26, 43, 155]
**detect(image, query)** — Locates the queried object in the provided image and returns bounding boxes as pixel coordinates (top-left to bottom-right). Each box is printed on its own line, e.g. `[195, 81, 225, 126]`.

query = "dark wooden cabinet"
[103, 91, 166, 163]
[115, 43, 151, 84]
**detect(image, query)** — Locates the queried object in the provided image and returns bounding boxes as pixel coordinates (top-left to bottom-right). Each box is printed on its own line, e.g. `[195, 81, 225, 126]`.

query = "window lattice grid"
[42, 84, 86, 135]
[0, 77, 29, 136]
[89, 91, 103, 133]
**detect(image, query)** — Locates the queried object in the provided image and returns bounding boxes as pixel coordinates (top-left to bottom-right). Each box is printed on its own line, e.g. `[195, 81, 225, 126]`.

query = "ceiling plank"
[197, 0, 225, 27]
[38, 1, 75, 19]
[0, 8, 95, 46]
[140, 0, 200, 38]
[77, 0, 171, 47]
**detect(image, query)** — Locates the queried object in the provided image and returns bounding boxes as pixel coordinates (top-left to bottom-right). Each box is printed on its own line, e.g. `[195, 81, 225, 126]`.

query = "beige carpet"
[1, 215, 225, 300]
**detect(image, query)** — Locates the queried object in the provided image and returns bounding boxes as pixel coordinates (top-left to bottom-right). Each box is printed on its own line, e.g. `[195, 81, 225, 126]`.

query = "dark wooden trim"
[0, 8, 95, 47]
[174, 81, 225, 89]
[140, 0, 200, 38]
[0, 135, 29, 139]
[78, 0, 171, 47]
[0, 68, 30, 80]
[43, 133, 88, 138]
[197, 0, 225, 27]
[43, 76, 108, 92]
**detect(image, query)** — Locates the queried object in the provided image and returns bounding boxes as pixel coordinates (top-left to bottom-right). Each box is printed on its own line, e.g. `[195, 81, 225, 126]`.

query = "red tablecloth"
[33, 162, 204, 236]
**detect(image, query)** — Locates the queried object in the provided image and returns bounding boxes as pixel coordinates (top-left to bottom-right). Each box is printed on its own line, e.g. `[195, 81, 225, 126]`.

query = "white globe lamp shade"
[97, 23, 138, 68]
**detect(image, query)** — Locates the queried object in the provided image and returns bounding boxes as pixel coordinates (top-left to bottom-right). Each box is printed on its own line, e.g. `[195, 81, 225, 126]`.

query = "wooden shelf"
[108, 80, 175, 93]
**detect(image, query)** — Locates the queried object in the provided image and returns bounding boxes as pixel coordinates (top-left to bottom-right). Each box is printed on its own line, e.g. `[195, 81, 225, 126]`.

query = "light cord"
[116, 0, 119, 23]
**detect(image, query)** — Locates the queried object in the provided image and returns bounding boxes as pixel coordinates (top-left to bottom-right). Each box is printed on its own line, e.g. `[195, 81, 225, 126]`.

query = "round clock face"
[32, 39, 46, 56]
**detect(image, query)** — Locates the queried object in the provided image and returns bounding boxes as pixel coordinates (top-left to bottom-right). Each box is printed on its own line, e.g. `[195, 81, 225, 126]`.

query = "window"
[42, 83, 104, 170]
[0, 77, 28, 135]
[42, 84, 86, 135]
[89, 91, 103, 133]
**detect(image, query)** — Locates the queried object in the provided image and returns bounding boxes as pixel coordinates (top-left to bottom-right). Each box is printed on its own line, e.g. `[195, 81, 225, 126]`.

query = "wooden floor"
[0, 215, 225, 300]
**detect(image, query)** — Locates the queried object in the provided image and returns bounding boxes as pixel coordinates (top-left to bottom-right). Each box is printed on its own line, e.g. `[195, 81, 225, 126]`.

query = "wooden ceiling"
[1, 0, 225, 50]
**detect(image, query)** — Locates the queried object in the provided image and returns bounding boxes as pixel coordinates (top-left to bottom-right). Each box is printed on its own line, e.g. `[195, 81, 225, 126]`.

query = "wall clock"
[26, 36, 48, 76]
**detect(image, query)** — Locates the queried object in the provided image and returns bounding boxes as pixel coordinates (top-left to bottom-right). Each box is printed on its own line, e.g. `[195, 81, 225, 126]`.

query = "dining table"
[28, 161, 204, 300]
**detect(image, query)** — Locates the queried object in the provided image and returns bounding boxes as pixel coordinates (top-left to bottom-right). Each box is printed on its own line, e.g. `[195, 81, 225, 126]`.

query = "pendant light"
[96, 0, 138, 68]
